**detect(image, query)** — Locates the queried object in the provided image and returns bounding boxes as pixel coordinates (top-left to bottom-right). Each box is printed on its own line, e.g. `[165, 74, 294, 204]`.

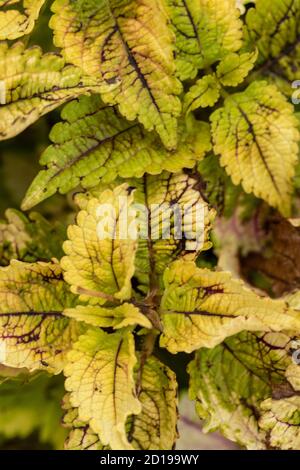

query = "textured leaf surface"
[61, 185, 137, 304]
[189, 330, 300, 449]
[62, 394, 108, 450]
[160, 260, 300, 353]
[64, 327, 141, 450]
[22, 96, 212, 210]
[0, 209, 65, 266]
[0, 42, 102, 141]
[259, 396, 300, 450]
[127, 356, 178, 450]
[184, 74, 220, 114]
[216, 51, 257, 86]
[127, 172, 215, 291]
[246, 0, 300, 86]
[50, 0, 182, 148]
[0, 0, 45, 40]
[0, 261, 80, 373]
[166, 0, 243, 80]
[211, 81, 300, 215]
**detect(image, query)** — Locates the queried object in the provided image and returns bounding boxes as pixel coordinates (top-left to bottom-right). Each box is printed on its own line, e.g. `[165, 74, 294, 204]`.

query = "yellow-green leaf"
[0, 260, 81, 373]
[64, 327, 141, 450]
[160, 259, 300, 353]
[61, 184, 137, 304]
[0, 209, 65, 265]
[216, 50, 258, 86]
[211, 81, 300, 215]
[22, 95, 212, 210]
[0, 42, 102, 141]
[64, 303, 151, 330]
[189, 330, 298, 449]
[166, 0, 243, 80]
[0, 0, 45, 40]
[50, 0, 182, 149]
[246, 0, 300, 88]
[183, 74, 221, 114]
[128, 356, 178, 450]
[259, 396, 300, 450]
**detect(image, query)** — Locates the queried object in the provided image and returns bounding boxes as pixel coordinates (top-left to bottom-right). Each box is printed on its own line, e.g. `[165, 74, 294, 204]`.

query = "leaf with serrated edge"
[0, 0, 45, 40]
[160, 259, 300, 353]
[211, 81, 300, 216]
[64, 327, 141, 450]
[0, 42, 102, 141]
[22, 95, 211, 210]
[166, 0, 243, 80]
[50, 0, 182, 149]
[189, 330, 299, 449]
[0, 260, 81, 373]
[61, 184, 137, 304]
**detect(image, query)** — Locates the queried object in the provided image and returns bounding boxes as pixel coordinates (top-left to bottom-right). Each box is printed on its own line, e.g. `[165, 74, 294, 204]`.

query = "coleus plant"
[0, 0, 300, 451]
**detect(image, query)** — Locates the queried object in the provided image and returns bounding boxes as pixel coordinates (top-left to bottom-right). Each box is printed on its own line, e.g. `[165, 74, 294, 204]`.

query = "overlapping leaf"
[189, 330, 300, 449]
[246, 0, 300, 89]
[216, 50, 258, 87]
[0, 209, 65, 266]
[0, 42, 102, 141]
[259, 396, 300, 449]
[61, 185, 137, 304]
[127, 356, 178, 450]
[63, 355, 178, 450]
[166, 0, 243, 80]
[183, 75, 221, 114]
[64, 303, 151, 330]
[160, 259, 300, 353]
[50, 0, 182, 149]
[211, 81, 300, 216]
[129, 172, 216, 292]
[64, 327, 141, 450]
[22, 95, 212, 210]
[0, 261, 81, 373]
[0, 0, 45, 40]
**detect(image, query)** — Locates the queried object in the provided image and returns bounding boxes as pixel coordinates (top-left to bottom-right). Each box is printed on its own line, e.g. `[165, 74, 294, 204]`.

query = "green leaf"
[50, 0, 182, 149]
[183, 74, 221, 114]
[0, 260, 82, 373]
[216, 50, 258, 87]
[188, 330, 299, 449]
[197, 154, 241, 218]
[0, 209, 66, 266]
[61, 184, 137, 304]
[0, 373, 67, 448]
[166, 0, 243, 80]
[64, 327, 141, 450]
[0, 42, 102, 141]
[160, 259, 300, 353]
[246, 0, 300, 88]
[22, 95, 212, 210]
[211, 81, 300, 216]
[64, 303, 151, 330]
[0, 0, 45, 40]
